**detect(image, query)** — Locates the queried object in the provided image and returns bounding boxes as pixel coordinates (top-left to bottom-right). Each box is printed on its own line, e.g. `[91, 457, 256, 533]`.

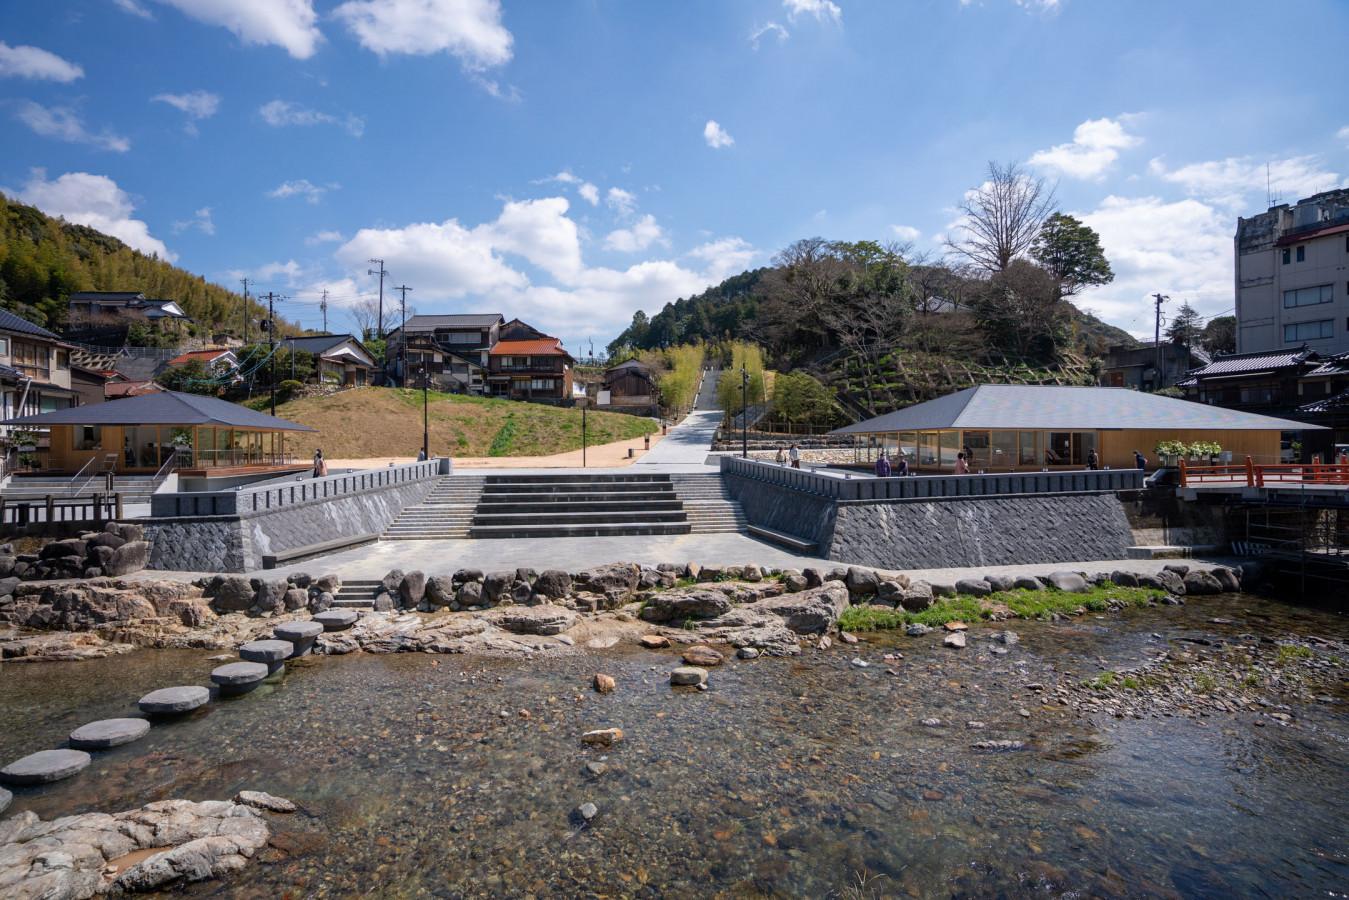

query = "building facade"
[1100, 342, 1208, 391]
[1, 309, 79, 469]
[487, 319, 574, 403]
[1236, 189, 1349, 356]
[67, 291, 192, 336]
[281, 335, 376, 387]
[384, 313, 503, 392]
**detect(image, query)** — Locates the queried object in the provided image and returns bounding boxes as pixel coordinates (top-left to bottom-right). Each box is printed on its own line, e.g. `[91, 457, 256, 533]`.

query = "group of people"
[873, 451, 910, 477]
[773, 444, 802, 469]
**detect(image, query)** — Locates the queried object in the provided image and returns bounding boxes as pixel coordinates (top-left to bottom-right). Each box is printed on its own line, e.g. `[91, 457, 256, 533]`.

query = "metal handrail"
[152, 449, 179, 489]
[67, 456, 100, 497]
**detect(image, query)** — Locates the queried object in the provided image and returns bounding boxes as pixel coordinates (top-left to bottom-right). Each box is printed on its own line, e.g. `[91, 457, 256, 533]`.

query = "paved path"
[637, 370, 723, 467]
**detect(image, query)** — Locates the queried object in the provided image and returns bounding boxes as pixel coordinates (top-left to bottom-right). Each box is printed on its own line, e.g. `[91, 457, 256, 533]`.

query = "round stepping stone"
[210, 661, 269, 696]
[274, 621, 322, 657]
[1, 748, 91, 785]
[0, 787, 11, 814]
[69, 717, 150, 750]
[239, 639, 293, 664]
[314, 609, 358, 632]
[138, 685, 210, 715]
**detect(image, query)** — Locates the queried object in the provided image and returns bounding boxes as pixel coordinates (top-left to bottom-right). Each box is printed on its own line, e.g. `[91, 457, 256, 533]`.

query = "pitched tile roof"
[2, 390, 315, 430]
[398, 314, 504, 330]
[1182, 348, 1316, 379]
[167, 348, 234, 366]
[1305, 353, 1349, 378]
[0, 308, 61, 341]
[830, 384, 1325, 434]
[489, 338, 571, 357]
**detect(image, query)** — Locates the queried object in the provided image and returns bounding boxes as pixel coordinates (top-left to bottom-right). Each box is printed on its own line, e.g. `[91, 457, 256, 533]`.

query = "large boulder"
[105, 541, 150, 577]
[380, 569, 405, 596]
[399, 571, 427, 608]
[211, 576, 255, 612]
[751, 582, 850, 634]
[88, 545, 116, 571]
[313, 573, 341, 594]
[0, 555, 14, 578]
[845, 567, 880, 599]
[1110, 570, 1140, 587]
[490, 604, 577, 636]
[106, 522, 145, 542]
[1182, 571, 1223, 595]
[901, 582, 935, 611]
[1211, 567, 1241, 593]
[456, 581, 485, 608]
[574, 563, 640, 604]
[954, 578, 992, 597]
[453, 568, 483, 586]
[532, 569, 572, 601]
[86, 532, 126, 551]
[251, 580, 289, 616]
[1045, 571, 1089, 593]
[1012, 575, 1045, 592]
[641, 589, 733, 623]
[425, 575, 456, 607]
[283, 588, 309, 612]
[40, 538, 87, 560]
[482, 571, 515, 604]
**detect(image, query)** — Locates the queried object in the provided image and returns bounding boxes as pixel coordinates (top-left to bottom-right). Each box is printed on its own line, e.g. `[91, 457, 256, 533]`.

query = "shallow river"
[2, 592, 1346, 898]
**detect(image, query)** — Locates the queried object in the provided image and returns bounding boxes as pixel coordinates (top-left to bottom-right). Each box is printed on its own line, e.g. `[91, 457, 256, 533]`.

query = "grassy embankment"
[838, 584, 1166, 632]
[260, 387, 657, 459]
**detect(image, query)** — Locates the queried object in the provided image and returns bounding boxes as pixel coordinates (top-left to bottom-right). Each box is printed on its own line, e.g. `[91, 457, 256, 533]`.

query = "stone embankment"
[0, 791, 296, 899]
[0, 524, 150, 584]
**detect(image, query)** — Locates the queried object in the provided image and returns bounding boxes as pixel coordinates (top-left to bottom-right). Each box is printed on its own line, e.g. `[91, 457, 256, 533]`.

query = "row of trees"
[715, 342, 767, 416]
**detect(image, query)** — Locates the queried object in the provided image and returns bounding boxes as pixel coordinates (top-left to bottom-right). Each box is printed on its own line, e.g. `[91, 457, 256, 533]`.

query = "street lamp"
[419, 364, 429, 461]
[581, 398, 588, 468]
[740, 365, 749, 459]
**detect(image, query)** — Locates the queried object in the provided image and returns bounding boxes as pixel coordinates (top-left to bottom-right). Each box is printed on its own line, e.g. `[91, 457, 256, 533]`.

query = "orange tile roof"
[167, 348, 232, 366]
[106, 380, 163, 398]
[489, 338, 569, 356]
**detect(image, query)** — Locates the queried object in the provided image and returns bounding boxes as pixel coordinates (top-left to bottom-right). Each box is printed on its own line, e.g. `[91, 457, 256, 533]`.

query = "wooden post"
[1178, 458, 1188, 487]
[115, 493, 123, 520]
[1244, 455, 1255, 487]
[45, 494, 54, 525]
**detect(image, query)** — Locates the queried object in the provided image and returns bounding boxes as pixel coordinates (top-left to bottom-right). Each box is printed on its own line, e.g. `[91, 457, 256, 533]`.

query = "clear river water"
[1, 591, 1345, 898]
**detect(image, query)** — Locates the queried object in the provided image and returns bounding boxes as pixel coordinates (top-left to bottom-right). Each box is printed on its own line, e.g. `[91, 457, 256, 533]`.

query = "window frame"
[1283, 283, 1334, 309]
[1284, 319, 1334, 342]
[1295, 245, 1306, 262]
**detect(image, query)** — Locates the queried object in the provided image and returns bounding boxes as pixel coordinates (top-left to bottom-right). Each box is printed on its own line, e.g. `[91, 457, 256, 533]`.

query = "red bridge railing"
[1180, 457, 1349, 488]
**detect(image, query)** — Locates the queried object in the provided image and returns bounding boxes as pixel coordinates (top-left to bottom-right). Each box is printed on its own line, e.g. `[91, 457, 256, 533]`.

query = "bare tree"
[947, 161, 1057, 273]
[350, 297, 381, 340]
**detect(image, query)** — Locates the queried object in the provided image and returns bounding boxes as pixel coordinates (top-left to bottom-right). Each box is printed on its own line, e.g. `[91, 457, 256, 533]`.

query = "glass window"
[939, 431, 960, 468]
[1296, 245, 1305, 262]
[919, 432, 939, 467]
[1283, 284, 1333, 308]
[991, 431, 1018, 468]
[898, 432, 917, 464]
[1073, 432, 1097, 467]
[1284, 319, 1333, 342]
[962, 430, 991, 470]
[75, 426, 102, 451]
[56, 350, 69, 369]
[0, 336, 8, 355]
[1018, 431, 1039, 466]
[1046, 432, 1072, 466]
[1281, 247, 1290, 265]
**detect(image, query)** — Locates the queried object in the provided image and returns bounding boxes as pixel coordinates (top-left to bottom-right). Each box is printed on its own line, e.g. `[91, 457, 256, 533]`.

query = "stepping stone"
[314, 609, 358, 632]
[1, 748, 91, 785]
[0, 786, 10, 814]
[210, 661, 270, 696]
[239, 639, 293, 673]
[274, 621, 323, 656]
[69, 718, 150, 750]
[138, 685, 210, 715]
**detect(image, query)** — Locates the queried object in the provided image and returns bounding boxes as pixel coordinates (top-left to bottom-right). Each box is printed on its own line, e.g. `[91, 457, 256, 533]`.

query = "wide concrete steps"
[381, 474, 484, 541]
[3, 476, 159, 503]
[331, 579, 382, 608]
[470, 473, 690, 540]
[671, 473, 747, 534]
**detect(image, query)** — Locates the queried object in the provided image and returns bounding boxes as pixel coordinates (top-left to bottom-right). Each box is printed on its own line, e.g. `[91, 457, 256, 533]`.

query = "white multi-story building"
[1235, 189, 1349, 355]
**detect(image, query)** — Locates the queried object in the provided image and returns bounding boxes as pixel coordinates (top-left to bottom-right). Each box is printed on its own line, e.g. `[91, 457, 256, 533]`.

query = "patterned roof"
[0, 308, 61, 341]
[489, 338, 571, 357]
[1305, 353, 1349, 378]
[1183, 347, 1315, 379]
[1299, 387, 1349, 415]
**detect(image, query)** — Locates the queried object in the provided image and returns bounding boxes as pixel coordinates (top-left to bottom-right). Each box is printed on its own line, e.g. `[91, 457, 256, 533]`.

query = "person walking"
[312, 448, 327, 478]
[896, 454, 910, 477]
[776, 445, 787, 466]
[1087, 448, 1100, 470]
[789, 443, 801, 469]
[954, 451, 969, 475]
[1133, 449, 1147, 470]
[875, 452, 891, 478]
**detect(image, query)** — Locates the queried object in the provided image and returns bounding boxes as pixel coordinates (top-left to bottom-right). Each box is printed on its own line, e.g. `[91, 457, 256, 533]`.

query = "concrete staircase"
[671, 473, 748, 534]
[382, 475, 486, 541]
[1, 474, 162, 504]
[469, 473, 691, 539]
[331, 579, 382, 609]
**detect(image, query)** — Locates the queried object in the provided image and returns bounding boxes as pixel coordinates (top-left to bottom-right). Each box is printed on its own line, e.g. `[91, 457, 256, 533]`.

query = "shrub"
[276, 379, 304, 403]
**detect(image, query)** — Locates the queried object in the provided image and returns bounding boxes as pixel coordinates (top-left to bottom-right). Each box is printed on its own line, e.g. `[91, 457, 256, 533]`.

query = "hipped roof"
[1, 390, 316, 431]
[830, 385, 1325, 434]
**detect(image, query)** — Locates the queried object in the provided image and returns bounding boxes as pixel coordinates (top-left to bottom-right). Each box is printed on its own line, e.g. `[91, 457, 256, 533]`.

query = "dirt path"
[326, 431, 667, 470]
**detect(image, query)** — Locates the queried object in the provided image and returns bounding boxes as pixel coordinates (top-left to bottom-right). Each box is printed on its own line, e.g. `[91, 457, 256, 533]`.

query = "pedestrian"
[875, 452, 891, 478]
[416, 448, 427, 462]
[1133, 449, 1146, 470]
[1087, 448, 1100, 470]
[313, 448, 327, 478]
[954, 451, 969, 475]
[789, 443, 801, 469]
[776, 445, 786, 466]
[896, 454, 910, 477]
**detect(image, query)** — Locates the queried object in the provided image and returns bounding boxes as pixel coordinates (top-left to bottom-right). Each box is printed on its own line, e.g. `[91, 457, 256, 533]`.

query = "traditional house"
[1, 309, 79, 468]
[67, 291, 191, 337]
[1100, 342, 1209, 392]
[165, 348, 240, 379]
[487, 320, 574, 403]
[69, 365, 114, 408]
[601, 358, 658, 410]
[830, 384, 1322, 471]
[280, 335, 376, 387]
[384, 314, 503, 392]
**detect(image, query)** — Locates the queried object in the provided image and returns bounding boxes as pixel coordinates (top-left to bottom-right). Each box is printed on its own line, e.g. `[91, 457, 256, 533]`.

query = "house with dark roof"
[383, 313, 503, 392]
[830, 384, 1323, 471]
[67, 291, 192, 339]
[601, 358, 658, 409]
[1100, 342, 1209, 391]
[280, 334, 376, 387]
[1, 308, 79, 468]
[488, 320, 575, 403]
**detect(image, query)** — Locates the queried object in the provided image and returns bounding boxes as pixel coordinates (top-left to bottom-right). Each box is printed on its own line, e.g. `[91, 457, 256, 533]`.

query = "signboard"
[597, 390, 611, 406]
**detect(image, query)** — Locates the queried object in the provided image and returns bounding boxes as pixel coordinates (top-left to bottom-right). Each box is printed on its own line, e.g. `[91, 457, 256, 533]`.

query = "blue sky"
[3, 0, 1348, 350]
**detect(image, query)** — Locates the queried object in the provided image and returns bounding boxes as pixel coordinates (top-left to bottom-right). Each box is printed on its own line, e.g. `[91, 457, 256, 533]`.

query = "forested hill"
[0, 192, 256, 333]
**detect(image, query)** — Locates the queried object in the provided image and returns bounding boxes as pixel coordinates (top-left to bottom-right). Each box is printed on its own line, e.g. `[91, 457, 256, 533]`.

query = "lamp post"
[740, 365, 749, 459]
[581, 399, 588, 468]
[419, 364, 429, 461]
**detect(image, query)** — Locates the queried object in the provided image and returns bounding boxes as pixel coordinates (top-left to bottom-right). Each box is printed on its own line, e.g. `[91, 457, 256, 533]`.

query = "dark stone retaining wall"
[723, 476, 838, 548]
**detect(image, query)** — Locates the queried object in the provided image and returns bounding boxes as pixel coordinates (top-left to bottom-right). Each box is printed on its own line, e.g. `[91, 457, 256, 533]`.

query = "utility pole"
[419, 363, 429, 461]
[264, 292, 277, 416]
[320, 289, 328, 333]
[290, 338, 296, 381]
[239, 277, 249, 344]
[394, 284, 412, 387]
[367, 259, 388, 338]
[1152, 293, 1168, 390]
[741, 365, 749, 459]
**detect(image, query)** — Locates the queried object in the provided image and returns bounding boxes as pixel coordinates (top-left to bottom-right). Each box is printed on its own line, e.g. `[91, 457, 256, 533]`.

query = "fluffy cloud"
[153, 90, 220, 119]
[13, 169, 173, 260]
[1076, 194, 1230, 330]
[1148, 154, 1341, 209]
[750, 22, 789, 49]
[889, 224, 921, 242]
[333, 0, 513, 70]
[259, 100, 365, 136]
[703, 120, 734, 149]
[605, 187, 637, 217]
[537, 171, 599, 206]
[305, 229, 345, 246]
[333, 195, 754, 339]
[1028, 116, 1141, 180]
[267, 179, 336, 203]
[783, 0, 842, 24]
[254, 259, 304, 283]
[577, 182, 600, 206]
[14, 103, 131, 152]
[0, 42, 84, 82]
[1338, 125, 1349, 147]
[154, 0, 322, 59]
[172, 206, 215, 235]
[604, 214, 666, 253]
[113, 0, 155, 19]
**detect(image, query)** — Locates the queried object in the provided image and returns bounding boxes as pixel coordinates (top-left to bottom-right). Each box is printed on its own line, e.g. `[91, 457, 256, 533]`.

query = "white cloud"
[605, 187, 637, 217]
[152, 90, 220, 119]
[889, 224, 921, 242]
[604, 214, 666, 253]
[305, 229, 345, 246]
[577, 182, 599, 206]
[172, 206, 215, 235]
[1338, 125, 1349, 148]
[750, 22, 789, 49]
[0, 41, 84, 82]
[258, 99, 364, 136]
[536, 171, 600, 206]
[267, 179, 336, 203]
[333, 0, 513, 70]
[703, 120, 734, 149]
[154, 0, 322, 59]
[784, 0, 841, 24]
[112, 0, 155, 19]
[333, 195, 757, 339]
[1028, 116, 1141, 180]
[254, 259, 304, 283]
[14, 103, 131, 152]
[1148, 154, 1341, 209]
[12, 169, 173, 260]
[1015, 0, 1063, 11]
[1077, 194, 1230, 331]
